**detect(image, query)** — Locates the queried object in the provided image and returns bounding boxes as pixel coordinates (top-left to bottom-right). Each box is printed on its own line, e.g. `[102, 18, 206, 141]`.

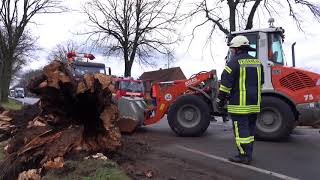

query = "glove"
[216, 97, 227, 115]
[216, 97, 225, 109]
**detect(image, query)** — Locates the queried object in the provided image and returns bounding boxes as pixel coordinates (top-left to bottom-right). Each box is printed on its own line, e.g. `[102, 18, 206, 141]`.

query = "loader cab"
[227, 27, 285, 63]
[227, 27, 286, 90]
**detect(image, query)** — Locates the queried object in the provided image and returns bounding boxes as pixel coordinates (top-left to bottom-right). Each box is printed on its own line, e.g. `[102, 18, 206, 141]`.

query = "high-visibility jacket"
[219, 51, 264, 114]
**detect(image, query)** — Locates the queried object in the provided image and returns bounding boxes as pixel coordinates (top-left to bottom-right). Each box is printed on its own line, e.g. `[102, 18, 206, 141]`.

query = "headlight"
[316, 79, 320, 86]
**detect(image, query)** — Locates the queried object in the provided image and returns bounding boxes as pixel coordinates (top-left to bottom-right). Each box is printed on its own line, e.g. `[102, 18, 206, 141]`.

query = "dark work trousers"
[230, 114, 257, 157]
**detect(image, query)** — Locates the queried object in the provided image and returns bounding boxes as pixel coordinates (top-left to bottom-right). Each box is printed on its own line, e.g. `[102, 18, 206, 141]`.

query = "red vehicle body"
[113, 77, 145, 100]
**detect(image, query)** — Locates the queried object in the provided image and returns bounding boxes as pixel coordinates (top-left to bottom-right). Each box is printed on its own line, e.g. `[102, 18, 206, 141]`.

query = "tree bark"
[123, 47, 132, 77]
[0, 58, 13, 103]
[245, 0, 261, 30]
[124, 61, 132, 77]
[228, 1, 236, 32]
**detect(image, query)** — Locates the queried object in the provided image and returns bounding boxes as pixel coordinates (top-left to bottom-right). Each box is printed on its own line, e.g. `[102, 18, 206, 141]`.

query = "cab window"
[268, 33, 284, 64]
[245, 33, 258, 57]
[225, 33, 258, 63]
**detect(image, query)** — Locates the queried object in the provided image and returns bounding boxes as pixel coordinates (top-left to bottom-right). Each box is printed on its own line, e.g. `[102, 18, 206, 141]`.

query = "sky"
[26, 0, 320, 79]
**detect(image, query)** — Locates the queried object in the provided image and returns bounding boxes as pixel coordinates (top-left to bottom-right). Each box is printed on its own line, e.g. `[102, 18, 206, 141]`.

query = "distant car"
[14, 87, 25, 98]
[9, 89, 15, 97]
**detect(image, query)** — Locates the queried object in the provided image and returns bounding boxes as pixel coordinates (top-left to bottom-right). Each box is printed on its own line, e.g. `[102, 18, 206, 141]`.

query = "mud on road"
[114, 128, 231, 180]
[1, 103, 231, 180]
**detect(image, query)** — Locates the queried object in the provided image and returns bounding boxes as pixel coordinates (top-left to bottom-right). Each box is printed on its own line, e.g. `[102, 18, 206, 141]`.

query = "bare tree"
[15, 68, 42, 96]
[189, 0, 320, 36]
[48, 40, 83, 62]
[0, 0, 65, 102]
[83, 0, 183, 77]
[12, 31, 38, 79]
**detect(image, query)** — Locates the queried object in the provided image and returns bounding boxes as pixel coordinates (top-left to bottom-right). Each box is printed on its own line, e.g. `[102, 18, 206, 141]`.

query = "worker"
[216, 35, 264, 164]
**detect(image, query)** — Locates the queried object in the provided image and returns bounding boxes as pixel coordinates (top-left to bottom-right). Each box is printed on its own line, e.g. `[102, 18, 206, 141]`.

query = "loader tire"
[255, 96, 295, 141]
[168, 95, 210, 137]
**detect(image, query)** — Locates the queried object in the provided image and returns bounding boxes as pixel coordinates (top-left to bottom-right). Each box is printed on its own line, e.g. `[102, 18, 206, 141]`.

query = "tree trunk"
[228, 1, 236, 32]
[245, 0, 261, 30]
[124, 62, 132, 77]
[0, 59, 12, 103]
[123, 49, 132, 77]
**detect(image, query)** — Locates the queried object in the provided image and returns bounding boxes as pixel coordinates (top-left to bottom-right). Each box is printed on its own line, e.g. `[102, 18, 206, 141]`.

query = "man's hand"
[215, 97, 228, 116]
[216, 97, 225, 109]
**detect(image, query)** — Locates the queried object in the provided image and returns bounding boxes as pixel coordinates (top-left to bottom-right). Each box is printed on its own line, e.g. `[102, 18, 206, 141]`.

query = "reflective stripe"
[238, 59, 261, 65]
[243, 67, 246, 105]
[227, 105, 260, 114]
[257, 67, 261, 105]
[240, 64, 260, 68]
[219, 84, 232, 93]
[236, 136, 255, 144]
[239, 67, 243, 105]
[224, 66, 232, 74]
[234, 121, 245, 155]
[239, 67, 246, 106]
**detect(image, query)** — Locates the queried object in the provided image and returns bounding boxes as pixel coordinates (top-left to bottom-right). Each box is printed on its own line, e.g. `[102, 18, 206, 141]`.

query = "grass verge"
[43, 158, 130, 180]
[1, 98, 23, 110]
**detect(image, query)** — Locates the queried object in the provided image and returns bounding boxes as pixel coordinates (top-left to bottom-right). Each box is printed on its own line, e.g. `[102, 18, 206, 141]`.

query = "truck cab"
[113, 77, 145, 100]
[73, 61, 110, 76]
[227, 22, 320, 140]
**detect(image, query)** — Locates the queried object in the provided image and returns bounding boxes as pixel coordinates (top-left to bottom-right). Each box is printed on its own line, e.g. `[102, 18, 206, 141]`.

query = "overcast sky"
[27, 0, 320, 78]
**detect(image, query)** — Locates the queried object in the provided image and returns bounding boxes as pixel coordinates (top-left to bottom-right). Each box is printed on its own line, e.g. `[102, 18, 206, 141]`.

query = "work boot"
[228, 155, 251, 165]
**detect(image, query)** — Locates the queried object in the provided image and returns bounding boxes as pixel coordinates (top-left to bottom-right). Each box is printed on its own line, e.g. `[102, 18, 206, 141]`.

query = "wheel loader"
[118, 20, 320, 140]
[118, 70, 223, 136]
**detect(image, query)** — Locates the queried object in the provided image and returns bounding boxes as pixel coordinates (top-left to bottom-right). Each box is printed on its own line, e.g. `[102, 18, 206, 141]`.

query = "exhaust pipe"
[291, 42, 296, 67]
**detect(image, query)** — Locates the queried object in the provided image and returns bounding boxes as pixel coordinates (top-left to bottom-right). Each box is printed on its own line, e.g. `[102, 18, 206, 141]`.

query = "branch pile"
[0, 60, 121, 180]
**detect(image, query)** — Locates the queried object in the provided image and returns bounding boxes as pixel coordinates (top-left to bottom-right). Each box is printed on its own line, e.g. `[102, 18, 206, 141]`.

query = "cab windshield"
[74, 66, 105, 75]
[16, 90, 24, 94]
[268, 33, 285, 65]
[119, 81, 144, 93]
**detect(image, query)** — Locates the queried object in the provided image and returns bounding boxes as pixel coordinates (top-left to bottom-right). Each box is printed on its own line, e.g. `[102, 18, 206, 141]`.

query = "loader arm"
[144, 70, 217, 125]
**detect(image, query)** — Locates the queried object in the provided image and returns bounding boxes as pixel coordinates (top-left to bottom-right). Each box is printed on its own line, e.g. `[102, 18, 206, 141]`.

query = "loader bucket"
[117, 96, 146, 133]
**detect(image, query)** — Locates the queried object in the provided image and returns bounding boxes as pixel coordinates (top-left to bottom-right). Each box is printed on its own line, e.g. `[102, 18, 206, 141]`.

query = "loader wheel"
[255, 96, 295, 141]
[168, 95, 210, 137]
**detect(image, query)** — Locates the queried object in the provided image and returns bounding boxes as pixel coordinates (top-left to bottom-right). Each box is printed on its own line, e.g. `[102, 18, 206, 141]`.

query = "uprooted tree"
[82, 0, 183, 77]
[0, 0, 65, 103]
[0, 60, 122, 180]
[189, 0, 320, 36]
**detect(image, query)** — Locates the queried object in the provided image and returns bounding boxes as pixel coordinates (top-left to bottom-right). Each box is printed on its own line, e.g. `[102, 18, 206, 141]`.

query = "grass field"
[1, 98, 23, 110]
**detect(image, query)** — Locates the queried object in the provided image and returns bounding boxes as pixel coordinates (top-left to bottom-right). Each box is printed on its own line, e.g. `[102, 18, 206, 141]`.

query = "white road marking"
[176, 145, 299, 180]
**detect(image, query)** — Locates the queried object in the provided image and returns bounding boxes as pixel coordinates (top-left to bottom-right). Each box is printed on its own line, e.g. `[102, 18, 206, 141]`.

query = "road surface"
[13, 97, 39, 105]
[139, 117, 320, 180]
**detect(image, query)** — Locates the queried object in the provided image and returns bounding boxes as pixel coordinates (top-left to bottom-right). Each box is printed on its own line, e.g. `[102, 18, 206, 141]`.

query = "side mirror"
[108, 68, 112, 75]
[291, 42, 296, 67]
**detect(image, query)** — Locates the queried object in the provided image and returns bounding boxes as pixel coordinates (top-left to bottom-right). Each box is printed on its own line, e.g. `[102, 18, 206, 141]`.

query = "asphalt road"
[13, 97, 39, 105]
[141, 117, 320, 180]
